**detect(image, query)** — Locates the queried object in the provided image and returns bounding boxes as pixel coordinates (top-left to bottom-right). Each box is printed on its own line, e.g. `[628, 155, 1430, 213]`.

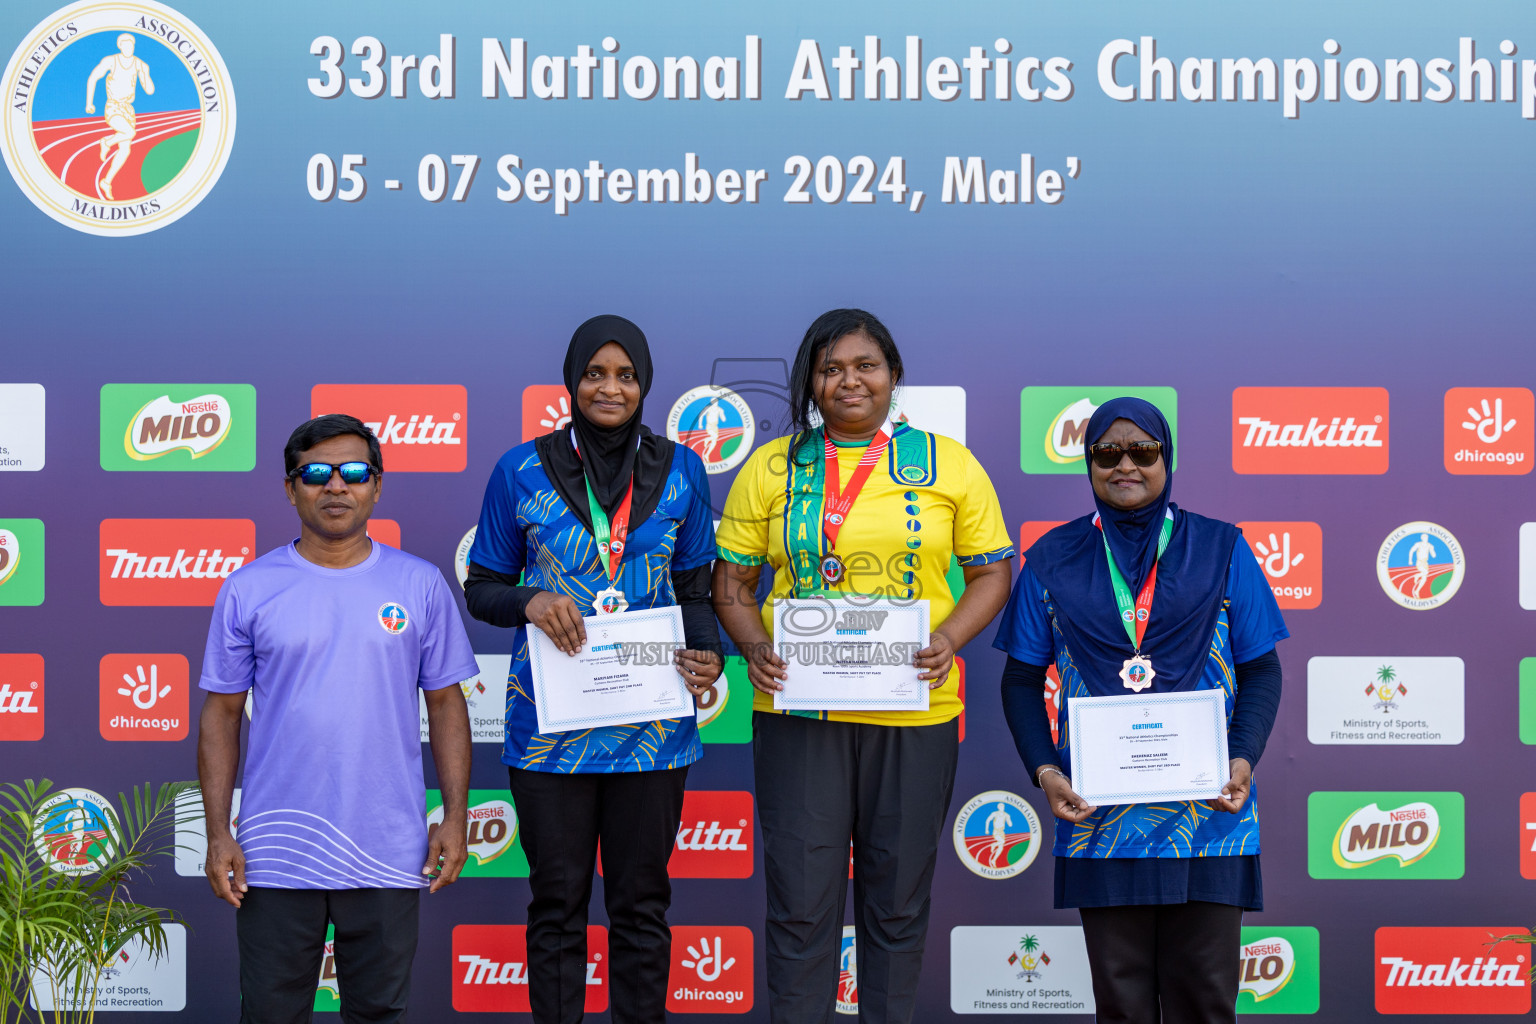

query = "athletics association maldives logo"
[33, 787, 117, 874]
[377, 602, 408, 634]
[2, 1, 236, 236]
[1377, 521, 1465, 610]
[953, 790, 1042, 879]
[668, 385, 754, 474]
[837, 926, 858, 1015]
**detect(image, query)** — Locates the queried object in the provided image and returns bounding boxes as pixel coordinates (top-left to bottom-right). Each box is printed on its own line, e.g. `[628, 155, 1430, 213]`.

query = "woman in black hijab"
[464, 315, 722, 1024]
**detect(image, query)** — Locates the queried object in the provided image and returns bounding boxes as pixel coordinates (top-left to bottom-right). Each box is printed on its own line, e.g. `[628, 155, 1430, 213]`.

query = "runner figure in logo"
[33, 789, 117, 874]
[2, 1, 237, 235]
[1376, 521, 1465, 610]
[666, 386, 755, 474]
[378, 603, 409, 634]
[84, 34, 154, 199]
[953, 791, 1042, 879]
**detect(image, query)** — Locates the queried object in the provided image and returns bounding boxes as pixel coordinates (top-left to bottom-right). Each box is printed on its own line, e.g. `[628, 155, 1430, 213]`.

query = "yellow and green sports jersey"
[715, 424, 1014, 727]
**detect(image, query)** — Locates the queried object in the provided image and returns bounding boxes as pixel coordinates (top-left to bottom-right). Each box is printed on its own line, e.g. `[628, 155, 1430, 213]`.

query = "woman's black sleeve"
[672, 562, 723, 659]
[1228, 648, 1283, 768]
[1000, 657, 1060, 786]
[462, 561, 542, 628]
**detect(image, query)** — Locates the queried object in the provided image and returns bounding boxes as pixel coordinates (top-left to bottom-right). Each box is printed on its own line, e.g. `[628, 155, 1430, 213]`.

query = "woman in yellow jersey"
[713, 309, 1014, 1024]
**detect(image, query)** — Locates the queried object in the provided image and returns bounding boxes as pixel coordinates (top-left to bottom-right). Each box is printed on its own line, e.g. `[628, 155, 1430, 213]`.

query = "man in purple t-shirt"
[197, 414, 478, 1023]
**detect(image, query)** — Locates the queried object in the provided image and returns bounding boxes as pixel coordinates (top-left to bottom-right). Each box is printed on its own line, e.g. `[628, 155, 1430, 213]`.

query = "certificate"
[528, 605, 695, 734]
[1067, 688, 1230, 806]
[772, 597, 930, 712]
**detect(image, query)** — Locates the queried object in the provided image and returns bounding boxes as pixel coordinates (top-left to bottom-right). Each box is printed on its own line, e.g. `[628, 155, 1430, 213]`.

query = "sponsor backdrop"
[1, 0, 1533, 1019]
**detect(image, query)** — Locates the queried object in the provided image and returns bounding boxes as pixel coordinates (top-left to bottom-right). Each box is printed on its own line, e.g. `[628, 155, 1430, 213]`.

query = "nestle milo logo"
[100, 384, 255, 471]
[1308, 792, 1464, 880]
[1236, 926, 1319, 1013]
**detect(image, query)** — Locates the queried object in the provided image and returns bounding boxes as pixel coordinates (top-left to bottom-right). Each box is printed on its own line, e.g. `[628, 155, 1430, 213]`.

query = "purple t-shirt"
[199, 540, 478, 889]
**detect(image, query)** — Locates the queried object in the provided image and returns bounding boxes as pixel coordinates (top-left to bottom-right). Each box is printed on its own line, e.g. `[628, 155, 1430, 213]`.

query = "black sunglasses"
[289, 461, 376, 486]
[1088, 441, 1163, 469]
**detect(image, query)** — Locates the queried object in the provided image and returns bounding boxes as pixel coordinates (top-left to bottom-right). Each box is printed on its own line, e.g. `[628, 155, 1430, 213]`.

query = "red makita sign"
[99, 519, 255, 606]
[671, 790, 754, 878]
[451, 925, 608, 1013]
[311, 384, 467, 472]
[1375, 927, 1531, 1014]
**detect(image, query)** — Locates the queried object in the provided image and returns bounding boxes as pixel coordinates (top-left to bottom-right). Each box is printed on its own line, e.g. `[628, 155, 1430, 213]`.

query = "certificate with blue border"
[771, 597, 930, 712]
[529, 605, 694, 733]
[1067, 689, 1230, 806]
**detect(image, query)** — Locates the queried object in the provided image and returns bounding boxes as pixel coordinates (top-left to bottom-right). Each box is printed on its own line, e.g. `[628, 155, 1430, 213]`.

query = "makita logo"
[457, 956, 600, 988]
[1375, 927, 1531, 1014]
[104, 549, 244, 579]
[1237, 417, 1383, 448]
[676, 821, 749, 852]
[0, 683, 39, 714]
[311, 385, 468, 472]
[100, 520, 255, 607]
[363, 414, 462, 446]
[0, 656, 44, 741]
[451, 925, 607, 1013]
[668, 791, 754, 878]
[1381, 957, 1526, 988]
[1232, 387, 1390, 474]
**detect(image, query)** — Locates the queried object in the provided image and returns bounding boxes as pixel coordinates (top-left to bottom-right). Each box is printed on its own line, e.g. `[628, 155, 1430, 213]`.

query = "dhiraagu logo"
[1307, 792, 1464, 880]
[100, 384, 255, 471]
[1019, 387, 1179, 475]
[1237, 926, 1319, 1014]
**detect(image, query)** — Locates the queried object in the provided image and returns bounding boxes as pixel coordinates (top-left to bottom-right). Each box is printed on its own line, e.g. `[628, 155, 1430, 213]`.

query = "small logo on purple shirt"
[377, 603, 409, 634]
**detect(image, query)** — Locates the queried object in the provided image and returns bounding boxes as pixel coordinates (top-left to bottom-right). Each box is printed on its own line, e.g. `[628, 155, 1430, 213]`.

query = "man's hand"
[423, 815, 468, 893]
[206, 834, 247, 907]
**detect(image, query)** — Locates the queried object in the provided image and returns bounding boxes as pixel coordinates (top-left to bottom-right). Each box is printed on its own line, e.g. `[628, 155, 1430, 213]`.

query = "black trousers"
[508, 765, 689, 1024]
[753, 712, 959, 1024]
[1079, 901, 1244, 1024]
[236, 886, 420, 1024]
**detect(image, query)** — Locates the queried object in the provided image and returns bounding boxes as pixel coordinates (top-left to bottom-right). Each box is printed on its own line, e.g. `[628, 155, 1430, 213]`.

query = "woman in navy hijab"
[995, 397, 1288, 1023]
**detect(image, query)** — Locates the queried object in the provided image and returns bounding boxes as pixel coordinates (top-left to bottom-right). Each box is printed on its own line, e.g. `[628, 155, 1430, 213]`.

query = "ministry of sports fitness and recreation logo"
[952, 790, 1042, 879]
[2, 1, 236, 236]
[33, 787, 117, 874]
[1306, 656, 1465, 746]
[1377, 521, 1465, 610]
[377, 602, 409, 634]
[1018, 387, 1179, 475]
[668, 385, 754, 474]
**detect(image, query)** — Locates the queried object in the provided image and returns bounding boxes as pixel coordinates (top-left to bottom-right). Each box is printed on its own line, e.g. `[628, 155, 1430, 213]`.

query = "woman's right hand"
[744, 641, 789, 695]
[525, 591, 587, 655]
[1040, 770, 1097, 824]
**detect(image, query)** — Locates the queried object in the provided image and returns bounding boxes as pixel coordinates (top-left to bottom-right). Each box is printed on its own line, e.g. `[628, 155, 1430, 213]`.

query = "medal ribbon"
[1094, 510, 1174, 652]
[821, 418, 895, 552]
[573, 436, 634, 583]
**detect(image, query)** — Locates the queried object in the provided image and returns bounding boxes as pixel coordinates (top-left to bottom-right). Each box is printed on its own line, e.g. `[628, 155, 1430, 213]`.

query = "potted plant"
[0, 779, 196, 1024]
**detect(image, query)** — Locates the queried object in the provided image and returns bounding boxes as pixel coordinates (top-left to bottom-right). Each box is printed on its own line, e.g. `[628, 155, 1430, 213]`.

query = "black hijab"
[535, 315, 676, 533]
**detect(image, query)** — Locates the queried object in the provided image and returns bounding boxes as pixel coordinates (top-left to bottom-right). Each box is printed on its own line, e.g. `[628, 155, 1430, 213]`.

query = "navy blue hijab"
[1025, 398, 1240, 694]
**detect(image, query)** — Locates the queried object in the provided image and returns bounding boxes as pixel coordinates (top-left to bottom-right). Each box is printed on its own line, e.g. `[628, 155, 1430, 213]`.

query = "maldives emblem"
[667, 386, 754, 475]
[1377, 521, 1465, 610]
[33, 788, 118, 874]
[952, 790, 1043, 879]
[2, 1, 236, 236]
[378, 602, 409, 634]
